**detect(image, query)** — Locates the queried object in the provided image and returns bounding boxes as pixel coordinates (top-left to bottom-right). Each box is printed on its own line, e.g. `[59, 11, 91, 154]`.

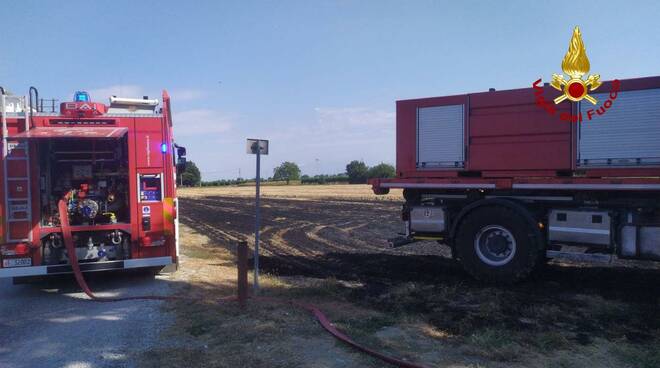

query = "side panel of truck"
[468, 87, 572, 173]
[395, 76, 660, 180]
[374, 75, 660, 282]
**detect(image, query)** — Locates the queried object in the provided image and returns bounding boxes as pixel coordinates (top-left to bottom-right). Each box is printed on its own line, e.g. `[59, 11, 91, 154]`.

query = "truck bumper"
[0, 256, 174, 278]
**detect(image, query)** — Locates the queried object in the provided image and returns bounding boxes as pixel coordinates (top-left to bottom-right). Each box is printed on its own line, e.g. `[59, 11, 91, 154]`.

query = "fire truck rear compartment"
[38, 137, 131, 265]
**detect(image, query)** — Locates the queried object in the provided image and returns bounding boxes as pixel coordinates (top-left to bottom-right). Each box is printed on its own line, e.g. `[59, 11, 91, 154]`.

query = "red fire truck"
[0, 87, 185, 280]
[371, 76, 660, 282]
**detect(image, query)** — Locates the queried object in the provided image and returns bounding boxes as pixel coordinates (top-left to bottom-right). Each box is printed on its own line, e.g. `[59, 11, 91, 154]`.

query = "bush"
[181, 161, 202, 186]
[346, 160, 369, 184]
[201, 178, 247, 186]
[273, 162, 301, 184]
[300, 174, 349, 185]
[367, 163, 395, 179]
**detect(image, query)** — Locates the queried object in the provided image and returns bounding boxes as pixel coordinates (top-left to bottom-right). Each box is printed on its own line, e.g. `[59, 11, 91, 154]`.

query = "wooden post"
[237, 240, 248, 308]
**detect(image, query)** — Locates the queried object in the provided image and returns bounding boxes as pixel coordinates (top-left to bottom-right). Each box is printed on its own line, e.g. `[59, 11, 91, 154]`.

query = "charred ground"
[176, 186, 660, 367]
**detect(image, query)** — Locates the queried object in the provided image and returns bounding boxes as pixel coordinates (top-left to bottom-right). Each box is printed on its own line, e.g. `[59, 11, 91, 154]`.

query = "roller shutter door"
[417, 104, 464, 168]
[578, 88, 660, 167]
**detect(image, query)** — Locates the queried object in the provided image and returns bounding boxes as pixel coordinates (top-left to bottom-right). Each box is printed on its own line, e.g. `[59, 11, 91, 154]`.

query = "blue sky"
[2, 1, 660, 180]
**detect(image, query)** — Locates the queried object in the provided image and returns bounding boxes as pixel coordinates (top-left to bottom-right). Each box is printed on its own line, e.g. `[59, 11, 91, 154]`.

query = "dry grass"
[141, 224, 385, 368]
[141, 185, 660, 368]
[179, 184, 403, 201]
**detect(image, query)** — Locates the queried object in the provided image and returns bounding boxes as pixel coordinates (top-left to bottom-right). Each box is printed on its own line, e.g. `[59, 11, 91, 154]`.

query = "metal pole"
[254, 148, 261, 292]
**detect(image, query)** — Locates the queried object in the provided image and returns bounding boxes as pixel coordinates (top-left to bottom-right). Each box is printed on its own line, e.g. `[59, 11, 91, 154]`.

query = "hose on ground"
[57, 198, 430, 368]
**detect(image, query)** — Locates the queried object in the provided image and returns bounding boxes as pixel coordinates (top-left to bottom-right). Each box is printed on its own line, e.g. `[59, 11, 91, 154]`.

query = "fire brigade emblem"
[551, 26, 601, 104]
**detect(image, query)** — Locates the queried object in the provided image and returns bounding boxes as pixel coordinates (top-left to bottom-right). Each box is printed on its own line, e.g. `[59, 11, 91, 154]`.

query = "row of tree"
[271, 160, 395, 184]
[345, 160, 395, 184]
[179, 160, 395, 187]
[301, 173, 349, 184]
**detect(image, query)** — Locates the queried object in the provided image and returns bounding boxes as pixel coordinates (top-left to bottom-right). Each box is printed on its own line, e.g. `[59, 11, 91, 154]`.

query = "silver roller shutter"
[578, 88, 660, 167]
[417, 104, 464, 168]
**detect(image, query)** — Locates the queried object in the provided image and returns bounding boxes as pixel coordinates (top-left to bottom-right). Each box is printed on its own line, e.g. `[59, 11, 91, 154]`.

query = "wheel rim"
[474, 225, 516, 266]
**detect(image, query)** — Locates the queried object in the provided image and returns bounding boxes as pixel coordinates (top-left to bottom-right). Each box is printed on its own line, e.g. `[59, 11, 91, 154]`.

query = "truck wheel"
[455, 206, 542, 283]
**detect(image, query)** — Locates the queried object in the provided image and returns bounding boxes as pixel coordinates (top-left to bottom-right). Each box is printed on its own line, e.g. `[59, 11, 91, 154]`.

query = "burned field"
[177, 186, 660, 367]
[179, 192, 445, 274]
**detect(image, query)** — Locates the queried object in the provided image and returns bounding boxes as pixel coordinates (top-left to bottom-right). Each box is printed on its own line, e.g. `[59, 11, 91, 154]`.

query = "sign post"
[246, 139, 268, 293]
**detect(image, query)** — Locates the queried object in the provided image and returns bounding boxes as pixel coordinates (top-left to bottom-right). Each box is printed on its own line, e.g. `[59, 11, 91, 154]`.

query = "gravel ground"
[0, 271, 174, 368]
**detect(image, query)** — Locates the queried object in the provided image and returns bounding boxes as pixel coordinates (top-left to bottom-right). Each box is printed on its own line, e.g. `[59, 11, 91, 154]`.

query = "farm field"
[145, 185, 660, 368]
[180, 183, 404, 201]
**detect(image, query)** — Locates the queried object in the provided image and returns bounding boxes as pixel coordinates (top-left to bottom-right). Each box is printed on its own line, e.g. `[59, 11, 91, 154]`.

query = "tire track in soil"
[179, 195, 415, 278]
[180, 195, 660, 301]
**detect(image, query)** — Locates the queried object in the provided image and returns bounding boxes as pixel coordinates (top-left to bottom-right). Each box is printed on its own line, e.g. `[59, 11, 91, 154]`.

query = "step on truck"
[0, 87, 186, 280]
[371, 76, 660, 282]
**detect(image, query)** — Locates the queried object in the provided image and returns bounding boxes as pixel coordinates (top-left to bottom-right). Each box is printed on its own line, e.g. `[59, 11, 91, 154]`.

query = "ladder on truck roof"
[1, 94, 33, 243]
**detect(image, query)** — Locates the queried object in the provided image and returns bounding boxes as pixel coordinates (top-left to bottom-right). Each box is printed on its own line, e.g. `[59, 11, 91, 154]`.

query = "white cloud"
[169, 106, 395, 180]
[172, 109, 232, 136]
[271, 106, 395, 146]
[259, 106, 395, 176]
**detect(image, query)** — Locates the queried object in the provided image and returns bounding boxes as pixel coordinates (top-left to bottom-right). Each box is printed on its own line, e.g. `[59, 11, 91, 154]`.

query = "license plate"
[2, 258, 32, 268]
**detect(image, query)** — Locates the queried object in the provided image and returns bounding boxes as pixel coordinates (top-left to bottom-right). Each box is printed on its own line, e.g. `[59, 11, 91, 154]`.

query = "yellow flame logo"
[561, 27, 590, 79]
[550, 26, 601, 104]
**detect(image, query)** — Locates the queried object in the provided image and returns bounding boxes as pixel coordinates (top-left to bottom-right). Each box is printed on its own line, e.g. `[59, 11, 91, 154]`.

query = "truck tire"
[454, 205, 542, 283]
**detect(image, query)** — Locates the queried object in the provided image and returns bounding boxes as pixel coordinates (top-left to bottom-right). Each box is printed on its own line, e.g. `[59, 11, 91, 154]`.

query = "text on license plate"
[2, 258, 32, 268]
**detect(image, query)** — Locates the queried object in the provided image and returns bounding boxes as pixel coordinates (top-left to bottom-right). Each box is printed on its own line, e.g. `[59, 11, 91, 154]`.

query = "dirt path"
[0, 272, 174, 368]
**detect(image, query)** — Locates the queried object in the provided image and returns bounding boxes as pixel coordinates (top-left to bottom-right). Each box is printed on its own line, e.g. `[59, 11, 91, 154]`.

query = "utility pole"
[254, 147, 261, 291]
[246, 139, 268, 293]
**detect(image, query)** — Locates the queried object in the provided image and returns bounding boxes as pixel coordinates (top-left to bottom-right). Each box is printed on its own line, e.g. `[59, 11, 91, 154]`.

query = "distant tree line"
[200, 178, 249, 187]
[196, 160, 395, 187]
[301, 173, 350, 184]
[345, 160, 395, 184]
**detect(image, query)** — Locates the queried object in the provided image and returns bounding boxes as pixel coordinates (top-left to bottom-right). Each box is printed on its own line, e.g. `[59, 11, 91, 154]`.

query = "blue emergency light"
[74, 91, 90, 102]
[161, 143, 168, 153]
